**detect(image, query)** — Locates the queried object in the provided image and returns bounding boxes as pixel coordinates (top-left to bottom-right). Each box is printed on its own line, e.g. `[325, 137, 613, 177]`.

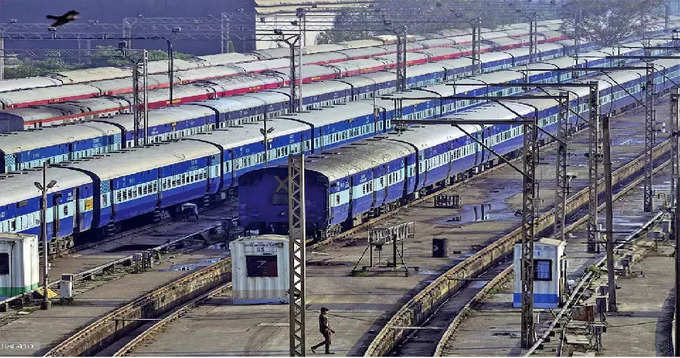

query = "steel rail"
[434, 167, 668, 357]
[112, 283, 233, 356]
[523, 211, 666, 356]
[0, 222, 221, 313]
[363, 134, 673, 356]
[44, 256, 232, 356]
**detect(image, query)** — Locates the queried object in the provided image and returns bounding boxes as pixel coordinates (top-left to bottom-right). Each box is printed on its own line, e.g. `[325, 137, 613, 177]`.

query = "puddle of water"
[418, 270, 442, 275]
[167, 257, 224, 272]
[106, 244, 158, 253]
[434, 184, 518, 226]
[469, 280, 488, 288]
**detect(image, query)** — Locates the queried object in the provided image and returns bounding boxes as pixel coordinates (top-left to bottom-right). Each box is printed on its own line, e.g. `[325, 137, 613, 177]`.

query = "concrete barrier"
[43, 257, 231, 356]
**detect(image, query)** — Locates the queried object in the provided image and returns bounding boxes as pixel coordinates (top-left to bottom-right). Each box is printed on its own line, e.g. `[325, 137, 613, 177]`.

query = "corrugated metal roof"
[64, 140, 219, 181]
[305, 137, 414, 182]
[0, 77, 62, 93]
[0, 84, 100, 108]
[0, 121, 120, 154]
[52, 67, 130, 83]
[0, 166, 92, 206]
[186, 118, 307, 150]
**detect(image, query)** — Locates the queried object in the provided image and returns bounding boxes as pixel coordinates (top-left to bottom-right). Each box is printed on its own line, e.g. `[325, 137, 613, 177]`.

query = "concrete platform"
[438, 165, 672, 356]
[600, 244, 675, 356]
[0, 202, 237, 356]
[129, 97, 668, 356]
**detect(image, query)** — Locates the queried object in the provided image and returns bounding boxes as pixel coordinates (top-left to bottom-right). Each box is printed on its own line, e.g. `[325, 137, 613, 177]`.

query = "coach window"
[63, 205, 68, 216]
[102, 195, 108, 207]
[336, 195, 340, 205]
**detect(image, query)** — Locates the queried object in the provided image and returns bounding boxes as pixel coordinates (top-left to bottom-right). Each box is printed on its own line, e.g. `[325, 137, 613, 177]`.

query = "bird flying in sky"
[46, 10, 80, 27]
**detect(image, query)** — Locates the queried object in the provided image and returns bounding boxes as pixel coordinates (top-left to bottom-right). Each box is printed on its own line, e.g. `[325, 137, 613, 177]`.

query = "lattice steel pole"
[529, 16, 537, 63]
[132, 62, 141, 147]
[471, 18, 481, 75]
[400, 26, 407, 91]
[167, 40, 174, 107]
[587, 81, 601, 253]
[602, 114, 617, 312]
[288, 154, 306, 356]
[395, 27, 407, 92]
[672, 87, 680, 357]
[142, 49, 149, 146]
[672, 88, 679, 210]
[0, 38, 4, 81]
[220, 13, 230, 53]
[286, 35, 301, 113]
[554, 93, 569, 241]
[521, 111, 538, 349]
[644, 64, 655, 212]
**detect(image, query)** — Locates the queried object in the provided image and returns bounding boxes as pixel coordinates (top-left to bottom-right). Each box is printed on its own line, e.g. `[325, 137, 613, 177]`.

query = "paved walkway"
[601, 246, 675, 356]
[438, 164, 669, 356]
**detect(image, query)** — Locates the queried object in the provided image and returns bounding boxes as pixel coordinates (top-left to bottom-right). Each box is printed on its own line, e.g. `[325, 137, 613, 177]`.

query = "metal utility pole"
[288, 154, 307, 356]
[672, 88, 679, 212]
[529, 15, 537, 63]
[35, 162, 56, 310]
[388, 92, 572, 349]
[644, 64, 656, 212]
[554, 92, 569, 241]
[588, 81, 601, 253]
[220, 13, 230, 53]
[296, 9, 305, 112]
[671, 87, 680, 357]
[167, 39, 175, 107]
[122, 46, 149, 147]
[520, 106, 538, 349]
[471, 17, 482, 75]
[602, 114, 617, 312]
[0, 38, 4, 81]
[271, 31, 302, 113]
[574, 8, 582, 57]
[395, 26, 407, 92]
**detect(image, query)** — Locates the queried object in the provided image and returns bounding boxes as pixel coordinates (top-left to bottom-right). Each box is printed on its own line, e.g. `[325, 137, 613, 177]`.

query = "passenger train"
[237, 58, 680, 236]
[0, 17, 573, 96]
[0, 40, 581, 131]
[0, 36, 669, 174]
[0, 56, 678, 250]
[0, 15, 674, 128]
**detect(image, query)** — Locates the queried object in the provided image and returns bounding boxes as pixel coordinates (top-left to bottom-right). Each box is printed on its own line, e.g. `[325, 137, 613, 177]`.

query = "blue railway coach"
[1, 57, 679, 249]
[237, 59, 680, 237]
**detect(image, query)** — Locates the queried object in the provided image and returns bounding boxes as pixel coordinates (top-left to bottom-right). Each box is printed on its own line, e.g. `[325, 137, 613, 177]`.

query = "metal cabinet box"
[513, 238, 567, 309]
[0, 233, 39, 298]
[230, 235, 289, 304]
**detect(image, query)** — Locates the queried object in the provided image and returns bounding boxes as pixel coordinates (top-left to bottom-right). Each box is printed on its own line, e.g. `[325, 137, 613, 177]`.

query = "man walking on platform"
[311, 307, 335, 354]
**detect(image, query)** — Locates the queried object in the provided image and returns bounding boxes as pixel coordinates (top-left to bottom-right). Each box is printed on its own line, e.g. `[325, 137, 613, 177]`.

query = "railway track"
[363, 137, 672, 356]
[432, 187, 667, 357]
[43, 90, 670, 356]
[43, 256, 232, 356]
[110, 283, 233, 356]
[0, 201, 234, 318]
